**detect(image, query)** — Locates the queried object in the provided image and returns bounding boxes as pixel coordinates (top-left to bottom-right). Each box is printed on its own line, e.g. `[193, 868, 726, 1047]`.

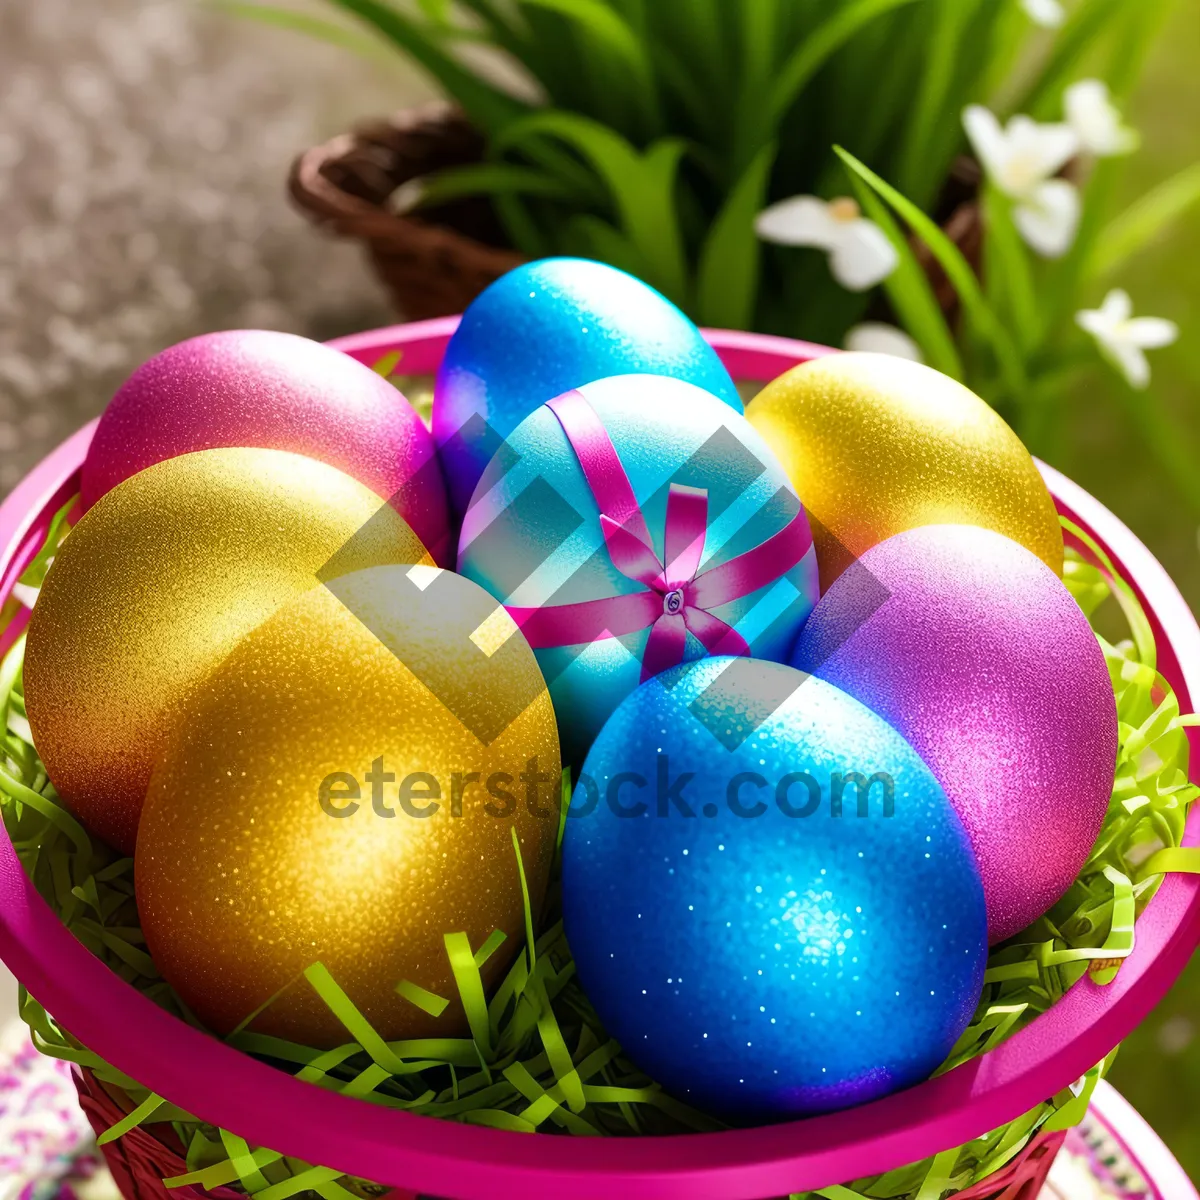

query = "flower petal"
[754, 196, 840, 247]
[1102, 288, 1133, 323]
[1111, 339, 1152, 389]
[828, 220, 898, 290]
[1075, 307, 1112, 339]
[1021, 0, 1065, 27]
[1014, 179, 1080, 257]
[1007, 116, 1080, 182]
[1064, 79, 1139, 157]
[845, 323, 923, 362]
[963, 105, 1007, 182]
[1126, 316, 1180, 350]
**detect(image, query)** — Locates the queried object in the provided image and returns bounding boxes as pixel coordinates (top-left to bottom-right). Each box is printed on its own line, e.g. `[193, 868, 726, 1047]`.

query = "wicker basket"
[289, 102, 525, 320]
[288, 105, 986, 328]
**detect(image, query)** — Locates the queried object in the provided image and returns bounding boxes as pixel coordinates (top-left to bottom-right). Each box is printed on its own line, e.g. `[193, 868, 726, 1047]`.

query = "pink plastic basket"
[1074, 1082, 1200, 1199]
[1, 321, 1198, 1200]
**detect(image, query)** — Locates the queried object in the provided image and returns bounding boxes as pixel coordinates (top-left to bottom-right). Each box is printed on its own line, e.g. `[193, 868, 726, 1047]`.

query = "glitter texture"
[135, 566, 560, 1048]
[24, 447, 427, 853]
[793, 524, 1118, 944]
[79, 329, 450, 561]
[432, 258, 741, 514]
[561, 656, 987, 1121]
[745, 352, 1063, 591]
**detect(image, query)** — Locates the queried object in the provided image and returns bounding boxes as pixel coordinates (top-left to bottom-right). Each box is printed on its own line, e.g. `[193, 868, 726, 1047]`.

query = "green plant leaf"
[324, 0, 529, 135]
[1089, 162, 1200, 280]
[694, 143, 775, 330]
[519, 0, 661, 129]
[895, 0, 979, 197]
[415, 0, 451, 23]
[415, 162, 589, 207]
[842, 174, 965, 380]
[768, 0, 923, 126]
[981, 186, 1040, 354]
[496, 111, 688, 302]
[835, 145, 1028, 401]
[561, 214, 645, 277]
[493, 193, 550, 258]
[1011, 0, 1123, 117]
[214, 1, 398, 62]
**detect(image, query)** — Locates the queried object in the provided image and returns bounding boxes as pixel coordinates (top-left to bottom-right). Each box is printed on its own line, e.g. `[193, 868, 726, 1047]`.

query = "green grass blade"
[519, 0, 661, 130]
[835, 145, 1028, 400]
[694, 142, 775, 330]
[415, 162, 588, 207]
[843, 173, 965, 379]
[492, 193, 550, 257]
[982, 186, 1040, 353]
[561, 214, 645, 277]
[1011, 0, 1123, 117]
[214, 1, 399, 62]
[895, 0, 979, 196]
[1089, 162, 1200, 280]
[497, 111, 688, 301]
[768, 0, 924, 126]
[324, 0, 529, 135]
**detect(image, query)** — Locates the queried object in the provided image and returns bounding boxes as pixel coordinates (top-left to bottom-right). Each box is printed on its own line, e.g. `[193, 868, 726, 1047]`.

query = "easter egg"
[745, 353, 1062, 590]
[792, 525, 1117, 943]
[80, 329, 451, 562]
[456, 374, 819, 763]
[433, 257, 741, 513]
[562, 656, 987, 1120]
[136, 565, 560, 1047]
[25, 448, 428, 854]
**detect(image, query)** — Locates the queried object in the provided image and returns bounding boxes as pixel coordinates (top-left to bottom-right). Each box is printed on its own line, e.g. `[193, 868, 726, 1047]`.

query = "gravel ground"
[0, 0, 430, 495]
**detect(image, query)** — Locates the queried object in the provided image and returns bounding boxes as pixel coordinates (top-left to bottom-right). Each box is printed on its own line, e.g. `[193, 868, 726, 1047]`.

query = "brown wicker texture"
[289, 102, 525, 321]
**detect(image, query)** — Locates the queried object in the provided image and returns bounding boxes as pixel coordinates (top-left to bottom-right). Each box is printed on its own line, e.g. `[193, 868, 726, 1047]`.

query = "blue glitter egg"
[456, 376, 818, 763]
[432, 257, 741, 513]
[561, 657, 987, 1121]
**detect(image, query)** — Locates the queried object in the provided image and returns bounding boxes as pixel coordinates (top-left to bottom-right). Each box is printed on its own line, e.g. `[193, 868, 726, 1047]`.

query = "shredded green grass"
[3, 502, 1199, 1200]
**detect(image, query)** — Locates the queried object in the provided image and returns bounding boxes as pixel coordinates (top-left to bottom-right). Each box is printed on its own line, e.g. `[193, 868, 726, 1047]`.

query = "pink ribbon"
[506, 389, 813, 682]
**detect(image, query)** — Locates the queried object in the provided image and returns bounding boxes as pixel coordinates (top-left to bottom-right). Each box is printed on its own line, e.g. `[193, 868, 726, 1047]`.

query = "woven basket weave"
[289, 102, 524, 320]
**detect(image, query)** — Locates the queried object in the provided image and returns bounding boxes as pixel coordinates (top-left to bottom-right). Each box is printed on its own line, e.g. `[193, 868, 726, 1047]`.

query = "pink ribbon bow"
[506, 389, 813, 682]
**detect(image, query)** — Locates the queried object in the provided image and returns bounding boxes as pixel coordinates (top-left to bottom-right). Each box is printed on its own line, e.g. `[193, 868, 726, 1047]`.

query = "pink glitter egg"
[80, 330, 450, 562]
[792, 524, 1117, 944]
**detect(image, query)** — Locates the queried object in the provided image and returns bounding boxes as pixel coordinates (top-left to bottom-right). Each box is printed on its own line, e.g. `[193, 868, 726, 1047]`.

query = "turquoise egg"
[456, 374, 818, 763]
[432, 258, 741, 514]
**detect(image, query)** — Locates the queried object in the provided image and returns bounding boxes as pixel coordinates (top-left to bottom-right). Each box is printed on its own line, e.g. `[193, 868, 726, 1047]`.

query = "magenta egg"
[791, 524, 1117, 944]
[80, 330, 451, 563]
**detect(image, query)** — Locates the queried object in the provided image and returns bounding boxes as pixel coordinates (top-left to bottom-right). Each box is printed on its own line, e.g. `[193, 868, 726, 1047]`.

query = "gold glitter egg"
[25, 447, 428, 854]
[745, 353, 1062, 590]
[135, 565, 561, 1048]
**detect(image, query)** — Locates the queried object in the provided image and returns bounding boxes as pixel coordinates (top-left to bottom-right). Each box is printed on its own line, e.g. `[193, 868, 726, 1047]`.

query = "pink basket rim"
[1088, 1082, 1199, 1199]
[0, 318, 1197, 1200]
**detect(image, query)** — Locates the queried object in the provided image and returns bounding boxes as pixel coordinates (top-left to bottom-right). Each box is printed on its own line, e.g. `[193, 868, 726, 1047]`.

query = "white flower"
[845, 323, 923, 362]
[1064, 79, 1139, 157]
[754, 196, 898, 291]
[1076, 289, 1178, 389]
[1021, 0, 1065, 27]
[963, 105, 1081, 257]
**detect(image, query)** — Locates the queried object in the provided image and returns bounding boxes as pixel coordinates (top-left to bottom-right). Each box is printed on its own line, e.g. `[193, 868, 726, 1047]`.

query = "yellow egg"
[25, 448, 428, 854]
[135, 566, 560, 1048]
[745, 353, 1062, 590]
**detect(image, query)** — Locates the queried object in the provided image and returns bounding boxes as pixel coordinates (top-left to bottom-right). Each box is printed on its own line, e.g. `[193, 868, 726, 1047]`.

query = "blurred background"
[0, 0, 1196, 1180]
